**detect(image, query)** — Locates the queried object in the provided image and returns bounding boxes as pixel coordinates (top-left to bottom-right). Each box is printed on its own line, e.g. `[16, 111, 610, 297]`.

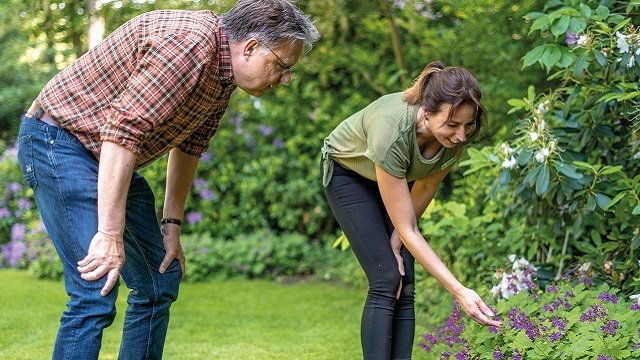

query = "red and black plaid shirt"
[37, 10, 237, 169]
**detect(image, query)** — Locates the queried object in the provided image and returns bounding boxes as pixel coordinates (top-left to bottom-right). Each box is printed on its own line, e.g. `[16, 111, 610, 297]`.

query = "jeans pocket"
[17, 134, 38, 190]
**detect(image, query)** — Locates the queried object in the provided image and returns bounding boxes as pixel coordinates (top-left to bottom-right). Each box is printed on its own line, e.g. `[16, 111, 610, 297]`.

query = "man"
[17, 1, 319, 359]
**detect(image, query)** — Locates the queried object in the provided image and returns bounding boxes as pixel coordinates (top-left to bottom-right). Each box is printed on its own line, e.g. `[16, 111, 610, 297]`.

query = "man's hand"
[77, 230, 125, 297]
[159, 224, 185, 281]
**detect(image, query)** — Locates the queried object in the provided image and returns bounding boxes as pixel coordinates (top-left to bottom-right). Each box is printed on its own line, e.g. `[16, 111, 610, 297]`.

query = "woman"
[321, 61, 502, 359]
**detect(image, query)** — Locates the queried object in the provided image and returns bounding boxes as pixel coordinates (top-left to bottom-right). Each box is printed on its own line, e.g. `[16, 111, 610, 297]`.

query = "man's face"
[232, 39, 304, 98]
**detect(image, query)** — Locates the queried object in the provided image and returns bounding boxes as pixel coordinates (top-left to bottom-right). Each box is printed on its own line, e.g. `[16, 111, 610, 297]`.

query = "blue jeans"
[17, 111, 181, 360]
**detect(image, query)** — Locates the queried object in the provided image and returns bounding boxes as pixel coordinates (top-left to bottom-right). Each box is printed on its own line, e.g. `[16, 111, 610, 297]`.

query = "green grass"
[0, 270, 434, 359]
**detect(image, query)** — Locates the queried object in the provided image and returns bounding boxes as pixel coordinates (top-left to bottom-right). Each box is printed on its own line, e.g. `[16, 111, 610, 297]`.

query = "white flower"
[535, 148, 550, 163]
[630, 293, 640, 305]
[627, 56, 636, 68]
[501, 143, 515, 156]
[579, 262, 591, 272]
[616, 31, 630, 53]
[508, 254, 517, 263]
[530, 132, 539, 142]
[577, 35, 588, 46]
[501, 156, 517, 169]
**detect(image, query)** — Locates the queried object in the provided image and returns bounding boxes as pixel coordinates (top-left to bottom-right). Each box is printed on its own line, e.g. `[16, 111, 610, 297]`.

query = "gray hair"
[221, 0, 320, 52]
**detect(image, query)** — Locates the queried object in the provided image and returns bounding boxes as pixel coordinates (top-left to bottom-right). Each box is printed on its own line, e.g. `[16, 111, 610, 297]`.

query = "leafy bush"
[181, 229, 327, 282]
[460, 0, 640, 295]
[0, 140, 60, 278]
[420, 256, 640, 359]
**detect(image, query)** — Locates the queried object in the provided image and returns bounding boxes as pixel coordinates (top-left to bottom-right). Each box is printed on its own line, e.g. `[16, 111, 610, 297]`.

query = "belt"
[25, 101, 61, 128]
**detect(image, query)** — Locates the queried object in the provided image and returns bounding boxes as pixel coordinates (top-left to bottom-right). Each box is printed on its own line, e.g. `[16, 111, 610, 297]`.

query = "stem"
[378, 0, 408, 85]
[556, 229, 570, 279]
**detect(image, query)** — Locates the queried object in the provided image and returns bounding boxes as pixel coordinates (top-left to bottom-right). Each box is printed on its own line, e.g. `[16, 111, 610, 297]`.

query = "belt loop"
[34, 108, 43, 120]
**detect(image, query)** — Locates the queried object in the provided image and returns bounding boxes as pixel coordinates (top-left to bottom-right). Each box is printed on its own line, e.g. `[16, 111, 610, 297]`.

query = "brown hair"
[402, 61, 487, 133]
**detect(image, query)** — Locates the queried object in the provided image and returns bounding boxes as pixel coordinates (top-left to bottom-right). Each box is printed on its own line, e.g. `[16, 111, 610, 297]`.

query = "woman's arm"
[375, 163, 501, 327]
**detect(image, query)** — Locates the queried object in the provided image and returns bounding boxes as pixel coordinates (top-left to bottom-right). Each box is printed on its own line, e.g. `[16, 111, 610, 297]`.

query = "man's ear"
[243, 38, 260, 60]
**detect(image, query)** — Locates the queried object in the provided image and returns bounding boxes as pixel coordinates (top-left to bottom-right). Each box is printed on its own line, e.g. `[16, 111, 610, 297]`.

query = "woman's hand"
[455, 287, 502, 327]
[390, 231, 404, 299]
[77, 230, 125, 297]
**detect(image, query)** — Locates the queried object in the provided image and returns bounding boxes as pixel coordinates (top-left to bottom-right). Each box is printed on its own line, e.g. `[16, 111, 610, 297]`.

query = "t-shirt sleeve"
[363, 117, 410, 179]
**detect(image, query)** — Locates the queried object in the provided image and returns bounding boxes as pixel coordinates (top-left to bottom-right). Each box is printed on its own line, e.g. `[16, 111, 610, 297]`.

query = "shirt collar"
[216, 25, 235, 85]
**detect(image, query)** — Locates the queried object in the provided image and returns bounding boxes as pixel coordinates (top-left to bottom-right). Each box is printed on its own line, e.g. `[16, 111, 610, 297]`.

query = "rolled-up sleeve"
[100, 33, 208, 154]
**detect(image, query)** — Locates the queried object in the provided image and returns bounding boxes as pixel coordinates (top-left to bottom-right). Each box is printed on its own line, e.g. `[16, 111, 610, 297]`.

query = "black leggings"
[323, 161, 416, 360]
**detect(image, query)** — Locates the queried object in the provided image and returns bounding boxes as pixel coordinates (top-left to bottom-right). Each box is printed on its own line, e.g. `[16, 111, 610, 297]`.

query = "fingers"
[179, 257, 186, 282]
[159, 255, 172, 274]
[100, 269, 120, 297]
[158, 253, 186, 281]
[396, 278, 403, 300]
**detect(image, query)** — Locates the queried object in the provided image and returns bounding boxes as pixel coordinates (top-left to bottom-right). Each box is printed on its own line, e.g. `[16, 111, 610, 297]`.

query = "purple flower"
[580, 276, 595, 286]
[580, 304, 607, 323]
[8, 182, 22, 193]
[600, 320, 619, 336]
[566, 30, 579, 45]
[511, 349, 523, 360]
[597, 292, 618, 304]
[549, 332, 563, 342]
[187, 211, 203, 225]
[200, 152, 211, 163]
[546, 284, 557, 293]
[551, 316, 567, 331]
[11, 223, 27, 242]
[193, 178, 208, 191]
[199, 189, 216, 201]
[0, 207, 10, 219]
[258, 124, 274, 136]
[1, 240, 27, 267]
[597, 356, 612, 360]
[631, 303, 640, 311]
[17, 198, 32, 211]
[492, 348, 504, 360]
[273, 138, 285, 149]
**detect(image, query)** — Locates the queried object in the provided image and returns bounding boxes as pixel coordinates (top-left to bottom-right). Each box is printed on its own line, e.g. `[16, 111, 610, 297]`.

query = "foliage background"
[1, 0, 639, 353]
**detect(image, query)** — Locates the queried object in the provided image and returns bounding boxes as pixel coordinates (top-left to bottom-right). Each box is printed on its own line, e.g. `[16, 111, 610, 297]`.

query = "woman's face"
[425, 103, 476, 148]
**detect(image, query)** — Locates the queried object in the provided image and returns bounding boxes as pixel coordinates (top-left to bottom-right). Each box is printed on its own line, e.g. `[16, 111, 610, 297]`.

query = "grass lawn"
[0, 270, 435, 359]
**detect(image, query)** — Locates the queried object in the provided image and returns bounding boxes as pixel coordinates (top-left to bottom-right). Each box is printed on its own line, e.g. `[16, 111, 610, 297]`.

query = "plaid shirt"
[37, 10, 237, 169]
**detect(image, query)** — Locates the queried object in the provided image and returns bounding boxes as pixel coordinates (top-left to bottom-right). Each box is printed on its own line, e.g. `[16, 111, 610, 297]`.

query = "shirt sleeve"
[100, 33, 209, 154]
[364, 116, 410, 179]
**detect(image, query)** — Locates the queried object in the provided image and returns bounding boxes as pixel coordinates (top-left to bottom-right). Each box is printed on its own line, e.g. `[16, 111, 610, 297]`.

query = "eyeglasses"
[263, 43, 294, 74]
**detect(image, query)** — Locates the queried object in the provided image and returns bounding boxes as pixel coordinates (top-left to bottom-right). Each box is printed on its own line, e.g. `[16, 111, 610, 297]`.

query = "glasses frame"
[262, 43, 294, 74]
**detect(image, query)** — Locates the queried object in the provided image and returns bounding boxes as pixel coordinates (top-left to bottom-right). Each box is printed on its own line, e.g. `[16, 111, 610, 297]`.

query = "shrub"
[420, 256, 640, 359]
[181, 229, 327, 282]
[460, 0, 640, 296]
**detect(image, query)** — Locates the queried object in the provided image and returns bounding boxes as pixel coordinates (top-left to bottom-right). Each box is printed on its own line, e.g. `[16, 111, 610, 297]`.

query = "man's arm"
[77, 141, 135, 296]
[159, 148, 200, 278]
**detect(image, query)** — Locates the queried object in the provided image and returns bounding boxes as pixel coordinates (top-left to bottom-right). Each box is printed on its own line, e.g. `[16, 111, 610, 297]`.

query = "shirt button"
[50, 140, 54, 144]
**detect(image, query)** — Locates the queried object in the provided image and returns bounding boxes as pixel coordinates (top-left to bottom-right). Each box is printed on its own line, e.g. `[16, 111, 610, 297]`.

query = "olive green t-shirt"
[322, 93, 472, 187]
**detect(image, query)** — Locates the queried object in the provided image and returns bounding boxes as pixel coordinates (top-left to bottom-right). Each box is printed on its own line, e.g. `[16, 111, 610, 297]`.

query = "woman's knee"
[369, 269, 403, 296]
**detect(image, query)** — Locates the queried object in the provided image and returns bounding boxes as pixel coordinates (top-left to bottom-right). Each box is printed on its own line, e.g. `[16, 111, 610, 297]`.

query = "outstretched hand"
[77, 230, 125, 297]
[455, 287, 502, 328]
